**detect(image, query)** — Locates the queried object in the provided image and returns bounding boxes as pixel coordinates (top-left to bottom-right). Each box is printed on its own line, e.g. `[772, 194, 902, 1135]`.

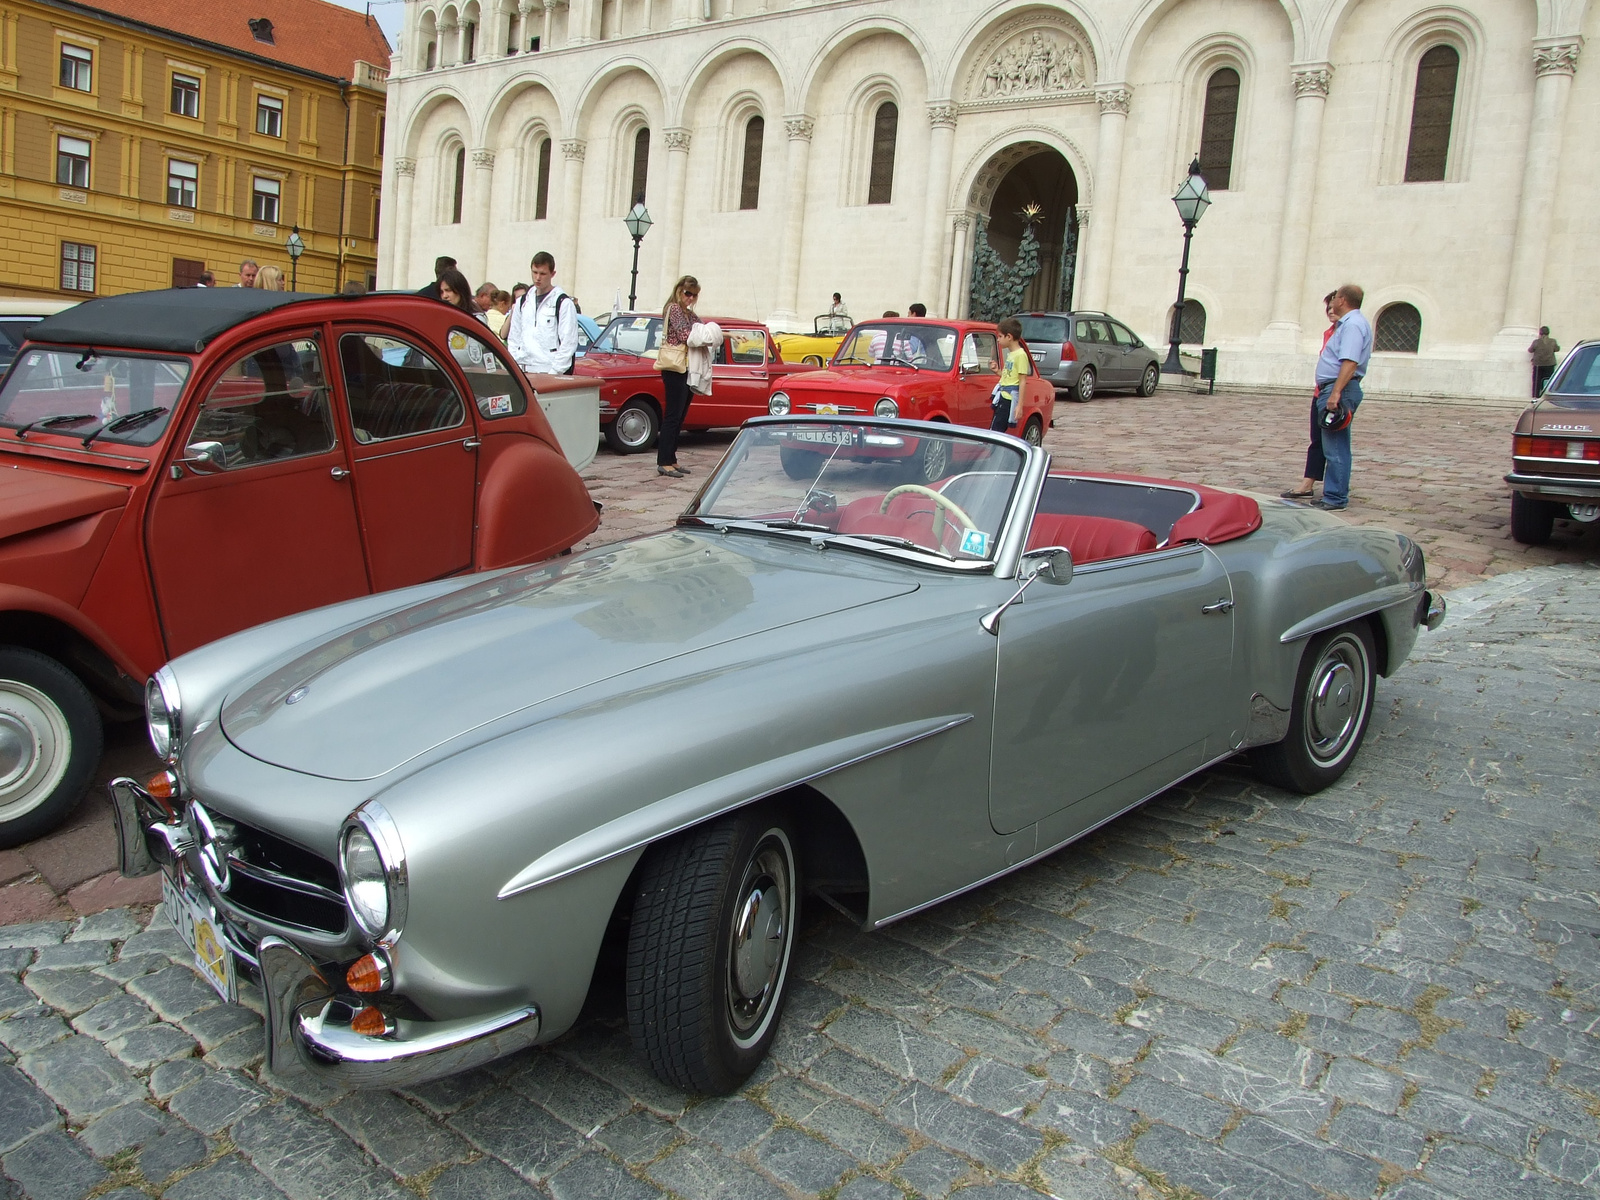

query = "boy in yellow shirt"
[991, 317, 1029, 433]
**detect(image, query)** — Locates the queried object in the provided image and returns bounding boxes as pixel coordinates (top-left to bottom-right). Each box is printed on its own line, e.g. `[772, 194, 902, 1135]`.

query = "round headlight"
[769, 391, 791, 416]
[874, 397, 899, 418]
[340, 802, 407, 942]
[146, 668, 181, 762]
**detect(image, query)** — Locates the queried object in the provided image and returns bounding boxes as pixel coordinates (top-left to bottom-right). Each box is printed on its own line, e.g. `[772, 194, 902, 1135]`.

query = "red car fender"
[475, 436, 600, 570]
[0, 580, 147, 688]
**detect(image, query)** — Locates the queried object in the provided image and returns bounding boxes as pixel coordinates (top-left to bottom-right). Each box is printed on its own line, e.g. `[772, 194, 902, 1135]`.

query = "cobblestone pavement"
[2, 558, 1598, 1199]
[7, 388, 1598, 924]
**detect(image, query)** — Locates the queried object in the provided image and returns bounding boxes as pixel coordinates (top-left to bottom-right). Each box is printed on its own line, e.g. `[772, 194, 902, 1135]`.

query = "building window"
[56, 136, 91, 188]
[867, 101, 897, 205]
[739, 116, 763, 211]
[426, 41, 437, 70]
[462, 22, 476, 63]
[171, 73, 200, 117]
[1374, 303, 1421, 352]
[252, 176, 280, 223]
[61, 242, 96, 292]
[248, 17, 275, 44]
[59, 44, 93, 91]
[1404, 45, 1459, 183]
[1198, 68, 1240, 190]
[630, 127, 650, 205]
[167, 159, 198, 208]
[256, 94, 284, 138]
[451, 146, 465, 223]
[1177, 299, 1207, 344]
[534, 137, 551, 220]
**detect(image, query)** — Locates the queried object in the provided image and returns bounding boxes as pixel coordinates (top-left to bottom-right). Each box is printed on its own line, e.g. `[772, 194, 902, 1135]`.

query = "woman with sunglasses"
[654, 275, 700, 477]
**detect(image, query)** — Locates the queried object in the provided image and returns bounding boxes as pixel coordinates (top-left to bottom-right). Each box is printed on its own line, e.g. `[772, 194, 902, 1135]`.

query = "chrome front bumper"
[1421, 590, 1447, 631]
[110, 777, 543, 1088]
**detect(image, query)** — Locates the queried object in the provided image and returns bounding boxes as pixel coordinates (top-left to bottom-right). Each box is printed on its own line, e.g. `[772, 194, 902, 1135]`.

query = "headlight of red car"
[874, 398, 898, 417]
[769, 392, 791, 416]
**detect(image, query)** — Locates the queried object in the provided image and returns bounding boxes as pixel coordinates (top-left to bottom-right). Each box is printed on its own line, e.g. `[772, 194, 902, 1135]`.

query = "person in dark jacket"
[416, 256, 457, 302]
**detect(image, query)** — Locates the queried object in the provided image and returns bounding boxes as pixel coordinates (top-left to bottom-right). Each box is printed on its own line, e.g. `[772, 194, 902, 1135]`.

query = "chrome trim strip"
[993, 444, 1050, 581]
[1069, 542, 1205, 576]
[872, 747, 1240, 929]
[1278, 582, 1426, 644]
[498, 714, 974, 899]
[225, 856, 346, 905]
[1505, 471, 1600, 490]
[354, 434, 470, 462]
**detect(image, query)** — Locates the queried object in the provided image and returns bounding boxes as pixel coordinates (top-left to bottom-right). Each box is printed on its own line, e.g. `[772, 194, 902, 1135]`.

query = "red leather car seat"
[1026, 513, 1157, 563]
[836, 495, 941, 550]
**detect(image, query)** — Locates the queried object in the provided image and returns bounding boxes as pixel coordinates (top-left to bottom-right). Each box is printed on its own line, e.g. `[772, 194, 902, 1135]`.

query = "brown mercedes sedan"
[1507, 339, 1600, 544]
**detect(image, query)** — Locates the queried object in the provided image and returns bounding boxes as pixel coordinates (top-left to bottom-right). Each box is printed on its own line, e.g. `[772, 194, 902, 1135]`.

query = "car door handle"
[1202, 598, 1234, 614]
[462, 438, 481, 450]
[330, 467, 350, 480]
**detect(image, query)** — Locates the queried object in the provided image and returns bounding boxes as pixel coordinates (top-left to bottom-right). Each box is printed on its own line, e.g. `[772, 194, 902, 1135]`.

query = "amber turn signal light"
[145, 770, 179, 801]
[346, 951, 392, 994]
[349, 1006, 393, 1037]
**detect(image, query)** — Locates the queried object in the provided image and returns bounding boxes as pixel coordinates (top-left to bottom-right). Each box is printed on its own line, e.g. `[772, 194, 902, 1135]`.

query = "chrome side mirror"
[980, 548, 1073, 635]
[180, 441, 226, 474]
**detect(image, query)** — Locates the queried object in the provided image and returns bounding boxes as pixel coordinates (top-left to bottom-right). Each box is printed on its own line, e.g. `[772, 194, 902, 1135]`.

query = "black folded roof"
[26, 288, 323, 353]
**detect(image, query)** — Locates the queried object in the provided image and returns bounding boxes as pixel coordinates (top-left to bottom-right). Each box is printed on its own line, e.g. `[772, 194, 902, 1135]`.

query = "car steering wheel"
[879, 484, 977, 544]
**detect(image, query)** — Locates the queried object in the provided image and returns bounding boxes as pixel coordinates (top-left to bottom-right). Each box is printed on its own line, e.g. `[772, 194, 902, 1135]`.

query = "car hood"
[219, 532, 919, 780]
[778, 367, 928, 396]
[574, 351, 652, 378]
[0, 464, 128, 541]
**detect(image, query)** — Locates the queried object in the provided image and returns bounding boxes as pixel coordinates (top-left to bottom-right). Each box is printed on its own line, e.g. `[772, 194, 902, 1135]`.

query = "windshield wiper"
[13, 413, 97, 439]
[81, 406, 168, 446]
[827, 532, 954, 560]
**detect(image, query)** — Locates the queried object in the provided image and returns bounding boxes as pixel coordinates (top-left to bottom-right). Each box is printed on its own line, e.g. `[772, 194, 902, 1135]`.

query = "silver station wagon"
[113, 417, 1445, 1094]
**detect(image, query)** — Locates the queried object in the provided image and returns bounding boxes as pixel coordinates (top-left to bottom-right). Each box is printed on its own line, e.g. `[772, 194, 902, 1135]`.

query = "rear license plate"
[163, 872, 238, 1003]
[791, 429, 855, 446]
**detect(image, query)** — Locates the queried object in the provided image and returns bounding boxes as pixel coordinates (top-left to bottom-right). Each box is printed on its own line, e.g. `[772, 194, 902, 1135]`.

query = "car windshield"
[815, 314, 851, 336]
[1019, 316, 1070, 343]
[1546, 345, 1600, 406]
[593, 315, 662, 356]
[0, 318, 43, 373]
[0, 348, 190, 444]
[833, 324, 957, 371]
[684, 420, 1026, 567]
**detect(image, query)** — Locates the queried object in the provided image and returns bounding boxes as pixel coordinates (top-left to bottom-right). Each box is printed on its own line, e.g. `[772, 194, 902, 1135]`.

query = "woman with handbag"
[655, 275, 700, 478]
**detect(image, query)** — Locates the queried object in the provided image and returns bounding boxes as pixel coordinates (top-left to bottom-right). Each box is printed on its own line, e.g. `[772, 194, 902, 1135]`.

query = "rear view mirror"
[1031, 548, 1073, 586]
[181, 441, 226, 474]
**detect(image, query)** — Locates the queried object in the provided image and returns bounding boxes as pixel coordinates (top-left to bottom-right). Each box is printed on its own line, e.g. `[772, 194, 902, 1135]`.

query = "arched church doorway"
[967, 144, 1079, 320]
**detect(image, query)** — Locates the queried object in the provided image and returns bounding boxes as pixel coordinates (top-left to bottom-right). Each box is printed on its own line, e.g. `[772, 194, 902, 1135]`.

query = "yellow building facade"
[0, 0, 389, 298]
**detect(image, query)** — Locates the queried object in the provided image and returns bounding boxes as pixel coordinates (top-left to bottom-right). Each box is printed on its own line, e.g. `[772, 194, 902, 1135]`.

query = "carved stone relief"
[965, 19, 1095, 106]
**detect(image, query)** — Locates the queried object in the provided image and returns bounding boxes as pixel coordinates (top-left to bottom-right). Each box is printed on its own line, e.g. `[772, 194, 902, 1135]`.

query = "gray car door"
[988, 543, 1235, 835]
[1107, 321, 1144, 385]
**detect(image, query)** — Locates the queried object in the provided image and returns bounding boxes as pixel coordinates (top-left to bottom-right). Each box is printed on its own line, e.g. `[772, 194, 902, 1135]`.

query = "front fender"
[474, 436, 599, 570]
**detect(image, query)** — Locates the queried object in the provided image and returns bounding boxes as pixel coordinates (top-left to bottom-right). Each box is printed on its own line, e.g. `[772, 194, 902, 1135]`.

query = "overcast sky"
[325, 0, 405, 53]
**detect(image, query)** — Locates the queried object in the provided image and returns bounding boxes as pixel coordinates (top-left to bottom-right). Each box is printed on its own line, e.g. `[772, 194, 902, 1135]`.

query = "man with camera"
[1311, 284, 1372, 512]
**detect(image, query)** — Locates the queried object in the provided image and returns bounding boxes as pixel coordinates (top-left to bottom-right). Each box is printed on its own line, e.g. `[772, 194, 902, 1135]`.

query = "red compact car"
[0, 288, 598, 845]
[765, 318, 1054, 481]
[576, 315, 817, 453]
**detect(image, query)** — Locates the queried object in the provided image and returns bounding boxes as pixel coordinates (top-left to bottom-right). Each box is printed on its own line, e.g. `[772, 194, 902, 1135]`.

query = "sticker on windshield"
[27, 353, 40, 366]
[485, 394, 513, 416]
[631, 316, 651, 329]
[960, 529, 990, 557]
[449, 332, 468, 351]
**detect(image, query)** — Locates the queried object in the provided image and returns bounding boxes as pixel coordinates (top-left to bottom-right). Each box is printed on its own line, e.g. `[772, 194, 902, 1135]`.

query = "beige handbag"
[656, 341, 688, 373]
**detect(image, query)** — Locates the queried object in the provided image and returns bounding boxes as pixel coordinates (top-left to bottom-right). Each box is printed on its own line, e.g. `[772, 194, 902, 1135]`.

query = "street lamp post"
[1161, 158, 1211, 376]
[286, 226, 305, 291]
[622, 202, 652, 310]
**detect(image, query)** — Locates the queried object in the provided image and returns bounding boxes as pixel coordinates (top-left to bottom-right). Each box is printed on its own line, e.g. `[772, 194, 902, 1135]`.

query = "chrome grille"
[207, 816, 347, 935]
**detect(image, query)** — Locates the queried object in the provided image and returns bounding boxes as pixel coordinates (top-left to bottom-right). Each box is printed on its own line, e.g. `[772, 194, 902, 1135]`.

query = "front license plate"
[163, 873, 238, 1003]
[814, 403, 839, 416]
[791, 429, 855, 446]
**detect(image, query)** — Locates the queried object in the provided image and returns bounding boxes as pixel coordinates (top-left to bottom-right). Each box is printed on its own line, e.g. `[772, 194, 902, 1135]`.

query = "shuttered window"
[867, 102, 897, 205]
[1198, 68, 1240, 190]
[739, 116, 764, 210]
[1404, 46, 1459, 183]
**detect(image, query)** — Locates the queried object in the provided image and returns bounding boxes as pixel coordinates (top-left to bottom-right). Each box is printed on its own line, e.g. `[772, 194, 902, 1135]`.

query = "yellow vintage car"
[773, 314, 853, 366]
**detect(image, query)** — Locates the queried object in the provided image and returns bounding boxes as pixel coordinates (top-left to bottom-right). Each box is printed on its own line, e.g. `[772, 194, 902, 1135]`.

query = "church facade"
[377, 0, 1596, 399]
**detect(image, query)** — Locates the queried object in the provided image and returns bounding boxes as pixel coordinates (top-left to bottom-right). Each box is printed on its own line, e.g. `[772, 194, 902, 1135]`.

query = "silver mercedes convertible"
[112, 416, 1445, 1094]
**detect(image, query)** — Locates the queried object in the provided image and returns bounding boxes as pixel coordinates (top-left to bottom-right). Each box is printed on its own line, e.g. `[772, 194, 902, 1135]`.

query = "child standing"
[992, 318, 1029, 433]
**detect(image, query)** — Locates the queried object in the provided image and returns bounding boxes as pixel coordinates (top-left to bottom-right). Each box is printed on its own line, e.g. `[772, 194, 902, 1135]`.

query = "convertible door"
[989, 543, 1235, 835]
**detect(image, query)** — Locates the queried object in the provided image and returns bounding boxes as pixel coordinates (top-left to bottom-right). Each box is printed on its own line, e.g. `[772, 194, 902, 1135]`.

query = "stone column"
[392, 157, 417, 287]
[558, 139, 586, 278]
[469, 149, 496, 279]
[943, 214, 971, 319]
[656, 129, 692, 293]
[1260, 63, 1332, 351]
[767, 115, 814, 330]
[919, 103, 958, 315]
[1495, 39, 1581, 352]
[541, 0, 555, 50]
[1077, 85, 1129, 312]
[1070, 205, 1091, 310]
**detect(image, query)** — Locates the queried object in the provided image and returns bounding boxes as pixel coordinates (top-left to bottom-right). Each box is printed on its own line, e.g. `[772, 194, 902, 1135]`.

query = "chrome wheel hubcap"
[0, 683, 69, 820]
[920, 440, 950, 482]
[1304, 636, 1368, 766]
[616, 407, 653, 448]
[726, 835, 793, 1046]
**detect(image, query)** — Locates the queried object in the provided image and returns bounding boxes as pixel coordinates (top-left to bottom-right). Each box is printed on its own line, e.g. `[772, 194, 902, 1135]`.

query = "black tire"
[605, 397, 660, 454]
[1074, 368, 1096, 402]
[1254, 623, 1376, 795]
[779, 446, 823, 480]
[626, 806, 800, 1094]
[1022, 416, 1044, 447]
[1510, 492, 1557, 545]
[912, 433, 952, 483]
[1137, 363, 1159, 397]
[0, 647, 102, 848]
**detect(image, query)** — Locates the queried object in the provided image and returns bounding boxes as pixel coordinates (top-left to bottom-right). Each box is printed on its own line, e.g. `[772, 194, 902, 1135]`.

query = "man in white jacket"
[506, 252, 579, 375]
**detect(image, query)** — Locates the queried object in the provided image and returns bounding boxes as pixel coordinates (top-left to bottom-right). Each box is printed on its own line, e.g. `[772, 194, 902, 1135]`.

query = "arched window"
[1404, 45, 1459, 183]
[534, 137, 551, 220]
[1178, 299, 1207, 344]
[1374, 303, 1421, 352]
[739, 116, 764, 210]
[1198, 68, 1240, 190]
[462, 21, 477, 63]
[867, 101, 897, 205]
[425, 41, 437, 70]
[450, 146, 465, 224]
[630, 127, 650, 205]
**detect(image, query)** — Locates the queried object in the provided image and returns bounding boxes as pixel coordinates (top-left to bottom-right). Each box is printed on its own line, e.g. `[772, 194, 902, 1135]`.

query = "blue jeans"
[1314, 377, 1362, 507]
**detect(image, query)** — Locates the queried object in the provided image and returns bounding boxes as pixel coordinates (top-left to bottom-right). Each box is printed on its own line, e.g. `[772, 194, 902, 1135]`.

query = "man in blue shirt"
[1311, 284, 1372, 510]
